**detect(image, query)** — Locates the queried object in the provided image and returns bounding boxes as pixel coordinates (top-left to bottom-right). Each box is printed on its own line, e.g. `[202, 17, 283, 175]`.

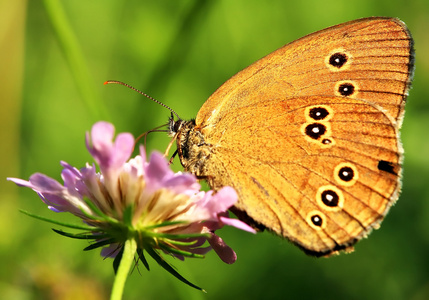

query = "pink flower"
[8, 121, 255, 286]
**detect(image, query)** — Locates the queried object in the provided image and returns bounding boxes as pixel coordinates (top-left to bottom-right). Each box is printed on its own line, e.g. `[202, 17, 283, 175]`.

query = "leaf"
[137, 248, 150, 271]
[83, 238, 117, 251]
[158, 243, 205, 259]
[52, 228, 108, 240]
[113, 246, 124, 274]
[144, 245, 204, 291]
[152, 232, 210, 240]
[20, 209, 96, 231]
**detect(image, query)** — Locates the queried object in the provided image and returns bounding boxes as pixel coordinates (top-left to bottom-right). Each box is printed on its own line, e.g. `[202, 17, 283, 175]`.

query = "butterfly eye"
[329, 52, 348, 68]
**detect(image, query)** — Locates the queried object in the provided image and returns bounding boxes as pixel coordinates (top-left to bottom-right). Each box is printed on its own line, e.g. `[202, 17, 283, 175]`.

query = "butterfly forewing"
[196, 17, 413, 127]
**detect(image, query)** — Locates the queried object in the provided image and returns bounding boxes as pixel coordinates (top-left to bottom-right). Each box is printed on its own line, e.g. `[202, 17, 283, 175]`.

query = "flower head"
[8, 121, 255, 290]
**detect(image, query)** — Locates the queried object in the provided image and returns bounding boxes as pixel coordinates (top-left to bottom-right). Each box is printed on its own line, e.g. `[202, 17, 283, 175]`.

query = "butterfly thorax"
[170, 119, 213, 178]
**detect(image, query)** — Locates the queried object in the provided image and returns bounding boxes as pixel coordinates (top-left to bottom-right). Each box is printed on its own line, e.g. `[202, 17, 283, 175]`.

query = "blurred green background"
[1, 0, 429, 299]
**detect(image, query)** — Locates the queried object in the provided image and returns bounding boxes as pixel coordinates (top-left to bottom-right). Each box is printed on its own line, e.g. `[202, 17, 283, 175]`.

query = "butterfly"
[165, 17, 415, 257]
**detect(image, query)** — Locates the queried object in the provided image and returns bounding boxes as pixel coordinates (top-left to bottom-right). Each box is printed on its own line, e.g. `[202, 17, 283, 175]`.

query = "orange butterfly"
[170, 17, 414, 256]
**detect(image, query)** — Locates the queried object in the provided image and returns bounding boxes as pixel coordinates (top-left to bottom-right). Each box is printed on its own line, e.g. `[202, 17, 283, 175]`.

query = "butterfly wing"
[196, 17, 414, 128]
[199, 96, 401, 255]
[187, 17, 414, 255]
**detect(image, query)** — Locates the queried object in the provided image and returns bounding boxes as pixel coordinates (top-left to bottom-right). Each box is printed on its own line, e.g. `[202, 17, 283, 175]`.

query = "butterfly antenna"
[104, 80, 181, 120]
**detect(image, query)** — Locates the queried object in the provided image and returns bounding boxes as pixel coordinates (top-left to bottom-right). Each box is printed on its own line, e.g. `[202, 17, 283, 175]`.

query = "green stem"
[110, 239, 137, 300]
[42, 0, 109, 120]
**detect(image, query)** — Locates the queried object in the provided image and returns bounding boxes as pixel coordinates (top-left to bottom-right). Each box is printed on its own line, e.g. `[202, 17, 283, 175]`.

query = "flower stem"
[110, 239, 137, 300]
[42, 0, 109, 120]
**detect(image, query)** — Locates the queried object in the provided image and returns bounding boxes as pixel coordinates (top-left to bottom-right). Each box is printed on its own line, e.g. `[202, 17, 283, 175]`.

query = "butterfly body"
[172, 17, 414, 256]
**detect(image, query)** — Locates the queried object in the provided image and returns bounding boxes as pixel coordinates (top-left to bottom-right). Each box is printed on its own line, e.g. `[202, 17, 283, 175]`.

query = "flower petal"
[145, 152, 173, 188]
[29, 173, 65, 192]
[86, 121, 134, 172]
[61, 162, 91, 198]
[112, 132, 136, 167]
[195, 186, 238, 219]
[101, 243, 122, 258]
[207, 233, 237, 264]
[7, 177, 35, 188]
[162, 173, 201, 195]
[85, 121, 135, 203]
[219, 216, 257, 233]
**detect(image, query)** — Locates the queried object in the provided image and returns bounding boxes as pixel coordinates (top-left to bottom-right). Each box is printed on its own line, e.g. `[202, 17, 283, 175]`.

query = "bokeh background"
[1, 1, 429, 299]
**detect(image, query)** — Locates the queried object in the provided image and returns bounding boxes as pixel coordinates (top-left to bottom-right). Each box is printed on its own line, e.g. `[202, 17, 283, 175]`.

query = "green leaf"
[144, 245, 204, 291]
[83, 238, 117, 251]
[137, 248, 150, 271]
[20, 209, 96, 231]
[151, 232, 210, 240]
[162, 238, 200, 247]
[52, 228, 108, 240]
[113, 246, 124, 274]
[158, 243, 205, 259]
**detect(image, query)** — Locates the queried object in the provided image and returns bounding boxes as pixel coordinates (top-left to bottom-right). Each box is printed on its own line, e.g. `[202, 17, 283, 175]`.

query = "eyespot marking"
[320, 137, 335, 149]
[305, 105, 333, 122]
[305, 123, 326, 140]
[334, 163, 359, 186]
[321, 190, 339, 207]
[339, 167, 354, 181]
[335, 80, 358, 98]
[322, 138, 332, 145]
[338, 83, 355, 96]
[329, 52, 348, 68]
[309, 107, 329, 120]
[307, 210, 327, 230]
[325, 48, 353, 71]
[316, 185, 344, 212]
